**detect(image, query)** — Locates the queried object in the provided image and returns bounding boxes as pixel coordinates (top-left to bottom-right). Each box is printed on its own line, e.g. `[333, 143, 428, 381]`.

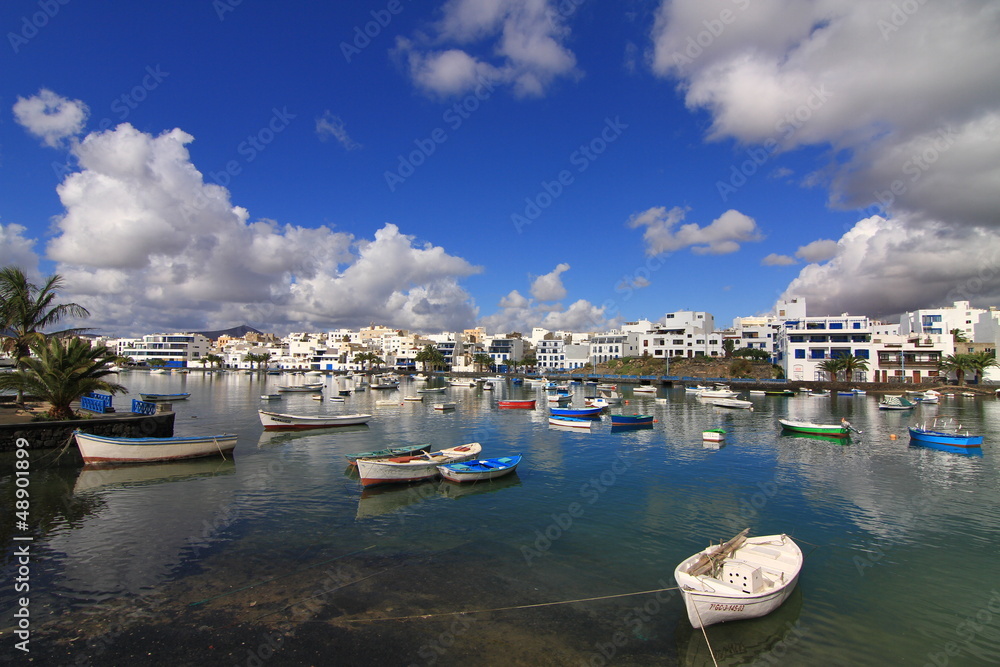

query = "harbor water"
[2, 372, 999, 665]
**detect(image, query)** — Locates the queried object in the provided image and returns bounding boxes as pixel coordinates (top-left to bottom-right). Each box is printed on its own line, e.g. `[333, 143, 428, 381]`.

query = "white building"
[120, 333, 211, 367]
[899, 300, 986, 340]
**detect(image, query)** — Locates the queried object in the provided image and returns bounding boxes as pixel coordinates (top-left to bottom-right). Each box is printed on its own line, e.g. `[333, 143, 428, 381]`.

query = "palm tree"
[0, 338, 126, 420]
[938, 353, 975, 385]
[966, 351, 997, 385]
[472, 353, 493, 373]
[839, 355, 870, 382]
[415, 344, 444, 373]
[951, 328, 969, 343]
[722, 339, 736, 358]
[817, 357, 844, 381]
[1, 266, 91, 401]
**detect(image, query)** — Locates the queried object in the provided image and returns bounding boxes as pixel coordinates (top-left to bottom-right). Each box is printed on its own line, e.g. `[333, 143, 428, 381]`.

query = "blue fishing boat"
[438, 455, 522, 482]
[610, 414, 654, 425]
[909, 419, 983, 452]
[550, 406, 603, 417]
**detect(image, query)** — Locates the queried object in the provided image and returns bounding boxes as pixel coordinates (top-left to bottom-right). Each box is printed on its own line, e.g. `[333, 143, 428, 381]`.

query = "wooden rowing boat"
[258, 409, 372, 430]
[356, 443, 482, 487]
[73, 430, 236, 464]
[674, 530, 802, 628]
[438, 455, 521, 482]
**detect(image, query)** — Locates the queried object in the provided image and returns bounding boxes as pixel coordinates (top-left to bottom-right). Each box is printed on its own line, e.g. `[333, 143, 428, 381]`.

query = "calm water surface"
[2, 372, 999, 666]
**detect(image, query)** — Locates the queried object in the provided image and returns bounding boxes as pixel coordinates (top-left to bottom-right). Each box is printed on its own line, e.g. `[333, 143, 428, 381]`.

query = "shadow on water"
[73, 458, 236, 494]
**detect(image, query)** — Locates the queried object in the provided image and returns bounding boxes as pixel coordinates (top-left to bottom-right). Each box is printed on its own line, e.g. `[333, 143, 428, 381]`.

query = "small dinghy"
[438, 454, 521, 483]
[674, 529, 802, 629]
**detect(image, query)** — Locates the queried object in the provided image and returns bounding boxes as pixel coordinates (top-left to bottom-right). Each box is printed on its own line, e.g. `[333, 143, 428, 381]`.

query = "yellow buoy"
[889, 433, 897, 440]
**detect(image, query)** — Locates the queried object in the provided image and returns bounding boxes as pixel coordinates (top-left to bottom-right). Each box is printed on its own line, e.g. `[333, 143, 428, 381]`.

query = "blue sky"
[2, 1, 998, 337]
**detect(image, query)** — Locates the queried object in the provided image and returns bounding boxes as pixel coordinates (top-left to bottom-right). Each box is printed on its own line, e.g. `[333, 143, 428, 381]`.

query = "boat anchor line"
[339, 586, 683, 623]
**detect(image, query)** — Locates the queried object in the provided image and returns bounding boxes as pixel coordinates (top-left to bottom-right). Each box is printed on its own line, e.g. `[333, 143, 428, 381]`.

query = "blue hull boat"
[610, 414, 654, 425]
[550, 406, 603, 417]
[908, 423, 983, 453]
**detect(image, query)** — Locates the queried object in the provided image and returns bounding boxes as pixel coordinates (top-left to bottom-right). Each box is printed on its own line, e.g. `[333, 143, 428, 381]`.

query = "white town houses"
[89, 299, 998, 384]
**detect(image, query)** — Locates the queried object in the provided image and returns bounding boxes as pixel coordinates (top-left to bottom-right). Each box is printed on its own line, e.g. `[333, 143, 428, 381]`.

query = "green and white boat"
[778, 418, 851, 438]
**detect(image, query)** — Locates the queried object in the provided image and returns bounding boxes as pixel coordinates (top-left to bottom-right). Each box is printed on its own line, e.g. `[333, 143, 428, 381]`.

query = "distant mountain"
[193, 324, 264, 340]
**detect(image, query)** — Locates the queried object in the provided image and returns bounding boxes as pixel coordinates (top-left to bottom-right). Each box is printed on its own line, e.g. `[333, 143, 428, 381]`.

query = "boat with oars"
[258, 410, 372, 430]
[908, 418, 983, 452]
[356, 443, 482, 487]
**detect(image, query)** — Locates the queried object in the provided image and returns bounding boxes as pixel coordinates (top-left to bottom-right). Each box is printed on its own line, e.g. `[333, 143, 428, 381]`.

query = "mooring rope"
[341, 585, 682, 623]
[690, 600, 720, 667]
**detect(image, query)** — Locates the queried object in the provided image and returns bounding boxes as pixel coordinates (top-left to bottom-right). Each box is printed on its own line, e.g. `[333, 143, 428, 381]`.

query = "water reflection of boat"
[256, 425, 369, 448]
[675, 585, 804, 667]
[74, 458, 236, 494]
[436, 473, 522, 500]
[355, 480, 441, 520]
[909, 441, 984, 457]
[779, 431, 850, 446]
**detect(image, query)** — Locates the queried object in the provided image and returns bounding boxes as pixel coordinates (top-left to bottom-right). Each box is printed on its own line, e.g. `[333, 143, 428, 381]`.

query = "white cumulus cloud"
[41, 122, 482, 335]
[13, 89, 89, 148]
[530, 262, 570, 301]
[628, 206, 763, 255]
[397, 0, 581, 98]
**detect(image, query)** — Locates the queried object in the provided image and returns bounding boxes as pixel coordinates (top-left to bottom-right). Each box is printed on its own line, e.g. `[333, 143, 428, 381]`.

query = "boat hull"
[610, 414, 654, 425]
[258, 410, 372, 430]
[357, 443, 481, 487]
[438, 455, 521, 482]
[346, 443, 431, 465]
[908, 428, 983, 448]
[74, 431, 236, 464]
[674, 533, 802, 629]
[548, 416, 593, 429]
[139, 393, 190, 401]
[550, 406, 603, 417]
[778, 419, 849, 438]
[499, 400, 536, 409]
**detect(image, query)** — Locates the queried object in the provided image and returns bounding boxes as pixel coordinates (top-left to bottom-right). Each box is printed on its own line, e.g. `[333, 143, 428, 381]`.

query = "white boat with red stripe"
[356, 442, 481, 487]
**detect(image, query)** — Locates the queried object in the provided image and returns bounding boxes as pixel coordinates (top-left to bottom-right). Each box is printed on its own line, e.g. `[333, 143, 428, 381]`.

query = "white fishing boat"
[674, 530, 802, 629]
[258, 410, 372, 430]
[417, 386, 446, 394]
[403, 395, 424, 402]
[260, 393, 281, 400]
[632, 385, 658, 394]
[73, 430, 237, 464]
[879, 394, 917, 410]
[276, 383, 324, 393]
[356, 442, 482, 487]
[711, 398, 753, 410]
[433, 402, 457, 411]
[697, 386, 739, 399]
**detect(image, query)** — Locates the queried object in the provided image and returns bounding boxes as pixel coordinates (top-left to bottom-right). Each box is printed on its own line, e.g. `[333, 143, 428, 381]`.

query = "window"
[829, 322, 843, 329]
[854, 349, 869, 359]
[795, 349, 805, 359]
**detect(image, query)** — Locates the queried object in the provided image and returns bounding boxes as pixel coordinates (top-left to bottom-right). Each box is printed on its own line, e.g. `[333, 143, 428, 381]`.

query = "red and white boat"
[356, 443, 482, 487]
[73, 430, 237, 464]
[498, 399, 536, 409]
[258, 409, 372, 430]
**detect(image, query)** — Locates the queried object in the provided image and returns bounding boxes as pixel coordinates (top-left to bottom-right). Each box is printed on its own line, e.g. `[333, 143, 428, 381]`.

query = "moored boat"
[260, 393, 281, 400]
[548, 415, 593, 429]
[345, 443, 431, 466]
[711, 398, 753, 410]
[438, 454, 521, 483]
[258, 410, 372, 430]
[778, 418, 851, 438]
[276, 383, 324, 393]
[702, 428, 726, 442]
[610, 414, 654, 425]
[139, 392, 191, 401]
[73, 430, 237, 464]
[908, 419, 983, 450]
[879, 394, 916, 410]
[433, 402, 457, 411]
[632, 385, 658, 394]
[498, 399, 536, 409]
[674, 530, 802, 629]
[550, 406, 603, 418]
[356, 442, 482, 487]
